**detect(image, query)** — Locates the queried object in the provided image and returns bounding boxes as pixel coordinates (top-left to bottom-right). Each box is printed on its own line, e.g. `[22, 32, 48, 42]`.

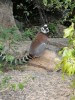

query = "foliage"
[42, 0, 73, 10]
[0, 72, 22, 92]
[70, 96, 75, 100]
[23, 28, 34, 39]
[43, 0, 48, 6]
[0, 41, 15, 68]
[42, 0, 75, 26]
[11, 75, 36, 91]
[12, 0, 75, 28]
[11, 81, 26, 91]
[0, 25, 37, 41]
[5, 54, 15, 64]
[0, 25, 37, 70]
[0, 42, 4, 51]
[11, 83, 25, 91]
[56, 22, 75, 99]
[58, 23, 75, 76]
[48, 22, 57, 34]
[0, 71, 11, 91]
[0, 26, 21, 42]
[0, 26, 22, 69]
[23, 27, 37, 40]
[0, 71, 36, 92]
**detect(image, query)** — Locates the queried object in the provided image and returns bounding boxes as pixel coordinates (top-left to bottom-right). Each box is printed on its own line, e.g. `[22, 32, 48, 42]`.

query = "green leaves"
[71, 79, 75, 88]
[0, 75, 11, 91]
[18, 83, 24, 90]
[0, 26, 21, 41]
[48, 23, 56, 34]
[59, 47, 75, 76]
[11, 82, 26, 91]
[58, 23, 75, 76]
[11, 84, 17, 91]
[62, 47, 74, 57]
[0, 43, 4, 51]
[5, 54, 15, 64]
[73, 40, 75, 46]
[64, 23, 74, 38]
[62, 58, 75, 76]
[23, 28, 35, 40]
[43, 0, 47, 6]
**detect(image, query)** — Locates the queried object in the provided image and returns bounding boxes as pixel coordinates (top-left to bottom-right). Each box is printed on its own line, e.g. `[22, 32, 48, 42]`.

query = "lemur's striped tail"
[0, 51, 33, 65]
[0, 52, 6, 61]
[12, 54, 33, 65]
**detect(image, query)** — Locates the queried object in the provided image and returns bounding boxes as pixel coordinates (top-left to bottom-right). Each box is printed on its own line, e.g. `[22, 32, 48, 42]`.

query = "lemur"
[0, 24, 49, 65]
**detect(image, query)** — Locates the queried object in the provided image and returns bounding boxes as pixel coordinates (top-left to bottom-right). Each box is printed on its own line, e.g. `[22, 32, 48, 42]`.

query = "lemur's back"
[29, 33, 48, 57]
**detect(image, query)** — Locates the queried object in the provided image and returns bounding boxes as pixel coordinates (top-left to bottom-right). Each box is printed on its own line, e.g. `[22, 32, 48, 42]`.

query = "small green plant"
[48, 23, 57, 34]
[23, 28, 35, 40]
[0, 72, 28, 92]
[0, 26, 21, 41]
[0, 40, 15, 70]
[18, 83, 24, 90]
[0, 71, 11, 92]
[0, 26, 22, 70]
[0, 42, 4, 52]
[5, 54, 15, 64]
[11, 82, 26, 91]
[0, 71, 36, 92]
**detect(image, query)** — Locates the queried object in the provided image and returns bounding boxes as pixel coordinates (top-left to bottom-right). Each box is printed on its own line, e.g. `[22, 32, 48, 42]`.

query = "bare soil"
[0, 38, 74, 100]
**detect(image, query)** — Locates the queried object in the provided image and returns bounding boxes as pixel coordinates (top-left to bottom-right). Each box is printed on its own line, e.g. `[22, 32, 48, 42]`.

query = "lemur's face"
[41, 24, 49, 34]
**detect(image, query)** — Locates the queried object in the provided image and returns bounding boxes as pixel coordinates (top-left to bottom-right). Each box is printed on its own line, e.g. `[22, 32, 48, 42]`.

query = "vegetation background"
[0, 0, 75, 99]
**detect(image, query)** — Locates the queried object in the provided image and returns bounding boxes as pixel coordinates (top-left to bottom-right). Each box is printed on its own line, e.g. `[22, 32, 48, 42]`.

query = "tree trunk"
[0, 0, 19, 28]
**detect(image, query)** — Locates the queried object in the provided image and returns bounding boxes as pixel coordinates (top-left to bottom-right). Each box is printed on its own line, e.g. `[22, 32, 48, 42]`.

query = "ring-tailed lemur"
[0, 24, 49, 65]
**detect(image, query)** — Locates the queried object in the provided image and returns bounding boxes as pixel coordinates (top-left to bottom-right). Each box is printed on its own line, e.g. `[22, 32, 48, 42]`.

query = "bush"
[58, 23, 75, 76]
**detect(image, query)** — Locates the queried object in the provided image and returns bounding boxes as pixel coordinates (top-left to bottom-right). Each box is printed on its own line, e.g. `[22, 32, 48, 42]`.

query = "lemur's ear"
[44, 24, 47, 27]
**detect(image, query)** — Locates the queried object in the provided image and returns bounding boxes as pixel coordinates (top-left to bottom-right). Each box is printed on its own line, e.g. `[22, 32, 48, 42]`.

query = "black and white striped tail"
[12, 54, 33, 65]
[0, 52, 6, 61]
[0, 51, 33, 65]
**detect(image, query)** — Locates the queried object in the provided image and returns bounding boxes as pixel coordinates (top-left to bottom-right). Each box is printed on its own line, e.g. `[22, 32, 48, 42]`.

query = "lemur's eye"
[45, 28, 49, 31]
[44, 26, 47, 29]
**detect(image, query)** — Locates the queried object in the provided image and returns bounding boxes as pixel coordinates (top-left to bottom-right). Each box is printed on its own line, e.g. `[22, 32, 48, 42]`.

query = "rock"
[29, 50, 60, 71]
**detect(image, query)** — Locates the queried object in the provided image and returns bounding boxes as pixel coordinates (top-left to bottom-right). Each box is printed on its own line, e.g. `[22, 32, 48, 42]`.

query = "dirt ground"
[0, 38, 74, 100]
[0, 70, 73, 100]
